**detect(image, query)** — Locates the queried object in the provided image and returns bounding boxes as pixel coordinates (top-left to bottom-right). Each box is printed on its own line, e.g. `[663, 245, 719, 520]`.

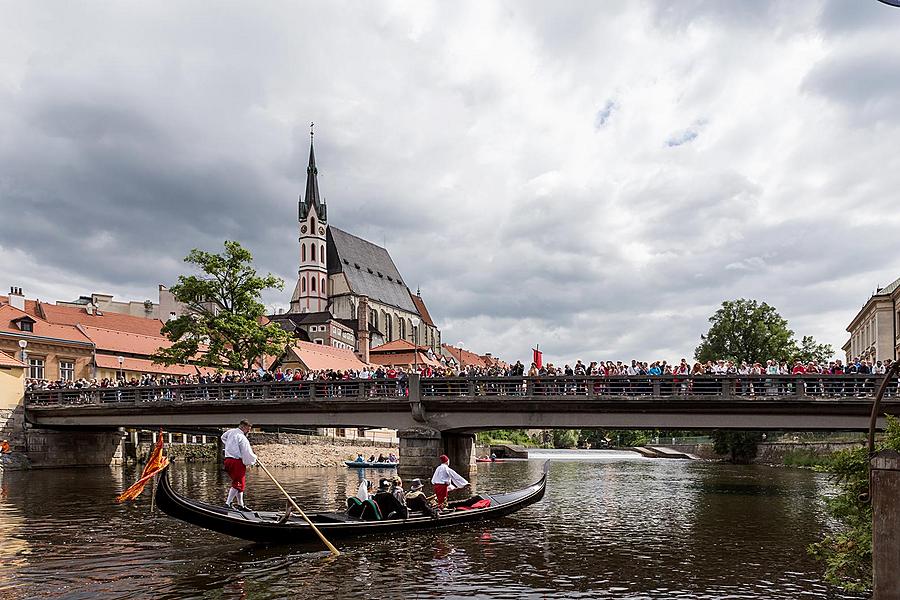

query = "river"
[0, 449, 864, 599]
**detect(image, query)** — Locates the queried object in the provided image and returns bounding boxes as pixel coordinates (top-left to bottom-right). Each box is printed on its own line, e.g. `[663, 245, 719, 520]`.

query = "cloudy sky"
[2, 1, 900, 365]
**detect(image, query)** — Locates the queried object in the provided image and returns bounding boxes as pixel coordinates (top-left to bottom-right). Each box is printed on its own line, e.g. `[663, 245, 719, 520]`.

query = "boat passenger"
[354, 453, 365, 463]
[368, 454, 376, 462]
[391, 476, 407, 508]
[377, 453, 387, 463]
[388, 453, 397, 463]
[432, 454, 469, 509]
[490, 453, 497, 462]
[373, 478, 407, 519]
[405, 478, 436, 517]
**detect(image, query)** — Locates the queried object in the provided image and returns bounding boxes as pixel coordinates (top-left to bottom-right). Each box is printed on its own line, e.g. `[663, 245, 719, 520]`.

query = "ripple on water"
[0, 456, 867, 599]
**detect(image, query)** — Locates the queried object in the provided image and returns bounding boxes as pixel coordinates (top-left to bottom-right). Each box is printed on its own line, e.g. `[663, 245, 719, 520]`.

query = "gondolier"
[222, 419, 257, 511]
[431, 454, 469, 509]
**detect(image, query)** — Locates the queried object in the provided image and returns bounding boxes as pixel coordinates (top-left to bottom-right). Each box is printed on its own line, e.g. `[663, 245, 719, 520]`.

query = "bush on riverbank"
[809, 415, 900, 592]
[781, 449, 838, 470]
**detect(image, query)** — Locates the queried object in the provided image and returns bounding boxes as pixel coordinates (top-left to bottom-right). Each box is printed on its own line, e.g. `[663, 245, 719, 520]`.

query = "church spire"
[299, 122, 327, 222]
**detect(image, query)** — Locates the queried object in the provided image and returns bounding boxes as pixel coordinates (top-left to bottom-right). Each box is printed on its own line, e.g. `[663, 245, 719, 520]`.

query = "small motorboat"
[154, 461, 549, 544]
[476, 458, 504, 463]
[344, 461, 398, 469]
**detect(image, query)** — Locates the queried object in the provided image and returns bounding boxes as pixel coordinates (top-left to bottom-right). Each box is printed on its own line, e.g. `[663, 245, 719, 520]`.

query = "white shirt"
[431, 463, 468, 488]
[222, 428, 257, 466]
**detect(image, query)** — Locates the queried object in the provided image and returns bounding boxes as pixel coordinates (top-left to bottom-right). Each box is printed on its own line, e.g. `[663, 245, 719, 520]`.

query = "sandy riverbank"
[255, 443, 399, 468]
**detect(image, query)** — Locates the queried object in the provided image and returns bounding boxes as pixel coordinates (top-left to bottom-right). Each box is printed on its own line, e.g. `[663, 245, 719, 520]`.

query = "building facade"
[281, 133, 441, 359]
[844, 276, 900, 363]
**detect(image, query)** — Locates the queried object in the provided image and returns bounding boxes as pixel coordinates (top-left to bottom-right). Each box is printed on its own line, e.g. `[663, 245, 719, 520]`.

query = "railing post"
[525, 379, 534, 398]
[720, 378, 733, 400]
[467, 379, 476, 398]
[651, 378, 661, 398]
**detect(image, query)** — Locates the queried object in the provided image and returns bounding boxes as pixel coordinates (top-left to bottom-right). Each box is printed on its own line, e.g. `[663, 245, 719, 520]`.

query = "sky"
[2, 1, 900, 366]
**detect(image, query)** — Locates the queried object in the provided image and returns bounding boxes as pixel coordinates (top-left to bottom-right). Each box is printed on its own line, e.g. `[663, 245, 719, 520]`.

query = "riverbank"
[664, 440, 864, 466]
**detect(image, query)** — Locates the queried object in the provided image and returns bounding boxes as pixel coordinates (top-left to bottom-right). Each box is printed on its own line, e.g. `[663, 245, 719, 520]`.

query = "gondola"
[154, 461, 549, 544]
[343, 460, 398, 469]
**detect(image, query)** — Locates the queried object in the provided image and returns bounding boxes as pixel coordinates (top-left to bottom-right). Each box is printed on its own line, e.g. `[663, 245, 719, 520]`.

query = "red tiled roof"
[0, 350, 26, 368]
[410, 294, 435, 327]
[370, 339, 418, 353]
[94, 354, 220, 376]
[441, 344, 487, 368]
[0, 304, 92, 345]
[287, 341, 369, 372]
[77, 325, 170, 355]
[369, 351, 441, 368]
[0, 296, 40, 317]
[37, 302, 165, 337]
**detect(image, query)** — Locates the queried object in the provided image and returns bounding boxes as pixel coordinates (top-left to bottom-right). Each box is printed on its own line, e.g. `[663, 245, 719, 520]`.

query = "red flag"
[116, 430, 169, 503]
[533, 347, 542, 369]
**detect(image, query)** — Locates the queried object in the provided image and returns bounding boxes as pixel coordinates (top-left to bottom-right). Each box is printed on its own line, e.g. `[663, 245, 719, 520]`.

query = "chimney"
[8, 287, 25, 311]
[85, 305, 94, 315]
[357, 295, 370, 364]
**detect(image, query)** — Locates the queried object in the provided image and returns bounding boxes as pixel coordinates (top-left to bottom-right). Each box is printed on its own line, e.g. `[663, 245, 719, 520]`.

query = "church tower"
[290, 125, 328, 313]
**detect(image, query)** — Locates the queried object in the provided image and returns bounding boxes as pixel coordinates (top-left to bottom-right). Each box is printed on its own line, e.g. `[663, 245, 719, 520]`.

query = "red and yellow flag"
[116, 431, 170, 503]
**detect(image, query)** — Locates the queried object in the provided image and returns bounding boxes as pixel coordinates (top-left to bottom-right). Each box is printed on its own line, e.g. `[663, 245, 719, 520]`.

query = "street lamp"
[18, 339, 27, 362]
[117, 355, 125, 380]
[456, 341, 465, 373]
[411, 317, 420, 372]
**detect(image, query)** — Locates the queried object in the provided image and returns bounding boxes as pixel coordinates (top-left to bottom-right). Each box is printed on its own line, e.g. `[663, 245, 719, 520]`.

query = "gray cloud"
[2, 1, 900, 367]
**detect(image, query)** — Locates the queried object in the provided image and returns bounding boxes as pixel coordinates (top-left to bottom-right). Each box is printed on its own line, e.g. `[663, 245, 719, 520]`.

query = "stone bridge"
[24, 374, 900, 477]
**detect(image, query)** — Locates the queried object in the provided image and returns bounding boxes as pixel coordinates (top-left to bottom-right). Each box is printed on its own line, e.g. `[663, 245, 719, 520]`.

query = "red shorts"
[224, 458, 246, 491]
[433, 483, 449, 506]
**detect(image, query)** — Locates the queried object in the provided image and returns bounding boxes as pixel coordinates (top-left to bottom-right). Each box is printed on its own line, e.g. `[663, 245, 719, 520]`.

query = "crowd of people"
[24, 356, 896, 398]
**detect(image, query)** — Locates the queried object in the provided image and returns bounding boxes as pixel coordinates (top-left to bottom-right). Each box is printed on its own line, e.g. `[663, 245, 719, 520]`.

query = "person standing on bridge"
[431, 454, 469, 510]
[222, 419, 257, 511]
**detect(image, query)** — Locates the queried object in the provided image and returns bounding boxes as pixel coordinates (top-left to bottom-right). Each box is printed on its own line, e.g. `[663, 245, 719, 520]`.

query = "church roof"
[327, 226, 419, 313]
[298, 136, 327, 222]
[410, 293, 435, 327]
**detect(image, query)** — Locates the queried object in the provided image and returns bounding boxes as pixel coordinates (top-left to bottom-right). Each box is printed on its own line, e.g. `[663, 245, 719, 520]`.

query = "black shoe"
[235, 505, 253, 512]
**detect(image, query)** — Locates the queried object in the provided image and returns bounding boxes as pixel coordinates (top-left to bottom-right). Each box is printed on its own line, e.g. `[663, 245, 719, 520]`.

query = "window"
[311, 278, 317, 292]
[18, 320, 33, 332]
[59, 360, 74, 382]
[399, 318, 406, 340]
[302, 243, 306, 262]
[320, 245, 325, 263]
[29, 357, 45, 379]
[321, 278, 326, 294]
[301, 278, 306, 293]
[384, 313, 393, 341]
[314, 339, 323, 345]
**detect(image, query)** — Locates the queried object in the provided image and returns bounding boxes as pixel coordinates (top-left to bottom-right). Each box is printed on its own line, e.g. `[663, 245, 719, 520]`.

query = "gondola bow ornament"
[116, 432, 170, 503]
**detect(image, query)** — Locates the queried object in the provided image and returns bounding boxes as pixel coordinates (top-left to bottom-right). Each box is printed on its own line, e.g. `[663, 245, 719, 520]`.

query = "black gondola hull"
[155, 462, 548, 544]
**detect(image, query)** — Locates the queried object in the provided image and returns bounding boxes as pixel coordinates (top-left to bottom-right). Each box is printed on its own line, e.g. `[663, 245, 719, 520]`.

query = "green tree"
[153, 241, 291, 371]
[809, 415, 900, 592]
[793, 335, 835, 364]
[695, 299, 797, 364]
[552, 429, 578, 449]
[711, 430, 763, 464]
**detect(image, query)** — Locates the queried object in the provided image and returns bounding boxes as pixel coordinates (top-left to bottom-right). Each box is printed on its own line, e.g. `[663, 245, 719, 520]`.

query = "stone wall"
[665, 441, 864, 463]
[249, 431, 396, 448]
[25, 429, 124, 468]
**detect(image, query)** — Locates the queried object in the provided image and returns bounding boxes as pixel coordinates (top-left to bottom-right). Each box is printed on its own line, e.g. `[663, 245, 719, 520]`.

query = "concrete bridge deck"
[24, 374, 900, 431]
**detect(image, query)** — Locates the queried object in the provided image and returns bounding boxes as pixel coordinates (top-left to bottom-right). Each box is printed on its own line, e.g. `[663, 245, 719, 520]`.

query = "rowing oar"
[256, 460, 340, 556]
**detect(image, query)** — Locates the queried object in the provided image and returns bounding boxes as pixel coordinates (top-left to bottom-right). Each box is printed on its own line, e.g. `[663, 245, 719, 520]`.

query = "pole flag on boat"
[116, 430, 169, 503]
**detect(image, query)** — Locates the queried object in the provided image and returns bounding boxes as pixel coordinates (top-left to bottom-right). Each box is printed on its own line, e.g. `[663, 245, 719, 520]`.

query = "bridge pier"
[24, 427, 125, 469]
[872, 450, 900, 599]
[398, 428, 477, 490]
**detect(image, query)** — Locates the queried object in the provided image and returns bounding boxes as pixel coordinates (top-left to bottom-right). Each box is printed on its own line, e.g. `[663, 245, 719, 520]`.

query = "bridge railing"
[25, 378, 411, 408]
[24, 374, 898, 408]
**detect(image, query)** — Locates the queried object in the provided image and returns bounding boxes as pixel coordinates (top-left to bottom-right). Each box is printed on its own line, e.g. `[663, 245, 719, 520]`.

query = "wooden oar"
[256, 460, 341, 556]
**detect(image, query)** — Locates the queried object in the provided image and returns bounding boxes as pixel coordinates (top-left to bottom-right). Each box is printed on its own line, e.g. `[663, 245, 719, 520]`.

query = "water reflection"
[0, 452, 864, 599]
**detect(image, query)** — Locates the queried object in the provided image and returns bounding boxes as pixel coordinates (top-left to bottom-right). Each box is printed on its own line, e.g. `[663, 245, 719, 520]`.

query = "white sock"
[226, 488, 238, 505]
[237, 492, 245, 506]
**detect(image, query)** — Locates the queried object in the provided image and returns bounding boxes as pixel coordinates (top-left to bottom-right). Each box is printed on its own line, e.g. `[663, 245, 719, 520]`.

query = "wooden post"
[872, 450, 900, 599]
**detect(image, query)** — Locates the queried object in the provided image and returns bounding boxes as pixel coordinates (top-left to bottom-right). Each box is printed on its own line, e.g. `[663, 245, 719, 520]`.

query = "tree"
[153, 241, 292, 371]
[711, 430, 763, 464]
[793, 335, 835, 364]
[552, 429, 578, 449]
[809, 415, 900, 592]
[695, 299, 796, 364]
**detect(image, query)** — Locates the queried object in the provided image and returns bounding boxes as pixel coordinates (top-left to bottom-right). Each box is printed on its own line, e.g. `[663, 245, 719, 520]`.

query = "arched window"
[320, 244, 325, 263]
[369, 309, 378, 332]
[301, 243, 306, 262]
[399, 318, 406, 340]
[311, 244, 316, 262]
[301, 278, 306, 293]
[311, 277, 317, 292]
[321, 278, 326, 295]
[383, 312, 392, 341]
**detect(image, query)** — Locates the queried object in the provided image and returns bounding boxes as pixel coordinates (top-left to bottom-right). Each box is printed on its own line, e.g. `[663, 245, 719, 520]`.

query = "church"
[269, 132, 441, 362]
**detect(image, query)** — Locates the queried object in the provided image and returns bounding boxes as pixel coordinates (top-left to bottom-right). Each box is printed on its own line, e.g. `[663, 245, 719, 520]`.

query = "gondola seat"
[346, 497, 364, 518]
[358, 499, 383, 521]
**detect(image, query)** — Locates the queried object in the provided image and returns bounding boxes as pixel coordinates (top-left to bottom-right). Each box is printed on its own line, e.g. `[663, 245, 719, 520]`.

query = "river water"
[0, 449, 864, 599]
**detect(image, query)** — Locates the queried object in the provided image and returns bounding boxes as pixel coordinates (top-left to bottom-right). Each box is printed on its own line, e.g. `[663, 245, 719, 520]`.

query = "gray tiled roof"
[878, 276, 900, 297]
[327, 226, 418, 313]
